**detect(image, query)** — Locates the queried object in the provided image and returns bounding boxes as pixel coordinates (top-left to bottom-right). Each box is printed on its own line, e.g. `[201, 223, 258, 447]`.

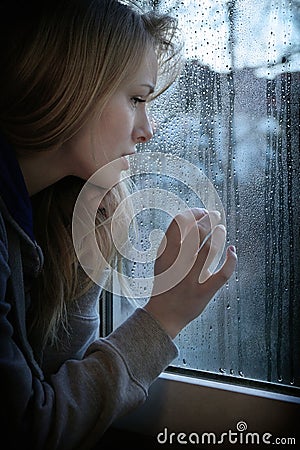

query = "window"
[107, 0, 300, 441]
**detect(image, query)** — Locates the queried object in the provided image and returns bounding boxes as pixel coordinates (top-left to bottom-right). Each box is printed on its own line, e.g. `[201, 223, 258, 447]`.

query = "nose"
[133, 110, 154, 144]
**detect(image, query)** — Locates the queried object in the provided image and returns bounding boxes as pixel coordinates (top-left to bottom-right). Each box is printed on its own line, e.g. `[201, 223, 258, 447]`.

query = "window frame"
[113, 370, 300, 442]
[101, 293, 300, 441]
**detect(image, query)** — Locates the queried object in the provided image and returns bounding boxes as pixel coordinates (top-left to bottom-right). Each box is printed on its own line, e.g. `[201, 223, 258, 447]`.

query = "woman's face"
[64, 48, 158, 187]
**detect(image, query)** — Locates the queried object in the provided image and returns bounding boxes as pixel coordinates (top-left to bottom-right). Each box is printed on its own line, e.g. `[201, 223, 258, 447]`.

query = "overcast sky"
[159, 0, 300, 76]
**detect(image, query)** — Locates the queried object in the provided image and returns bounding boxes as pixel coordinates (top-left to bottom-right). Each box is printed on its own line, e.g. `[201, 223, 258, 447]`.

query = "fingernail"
[229, 245, 236, 253]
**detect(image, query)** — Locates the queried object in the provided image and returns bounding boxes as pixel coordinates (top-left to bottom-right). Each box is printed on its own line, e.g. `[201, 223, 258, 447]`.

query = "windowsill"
[114, 370, 300, 442]
[159, 370, 300, 404]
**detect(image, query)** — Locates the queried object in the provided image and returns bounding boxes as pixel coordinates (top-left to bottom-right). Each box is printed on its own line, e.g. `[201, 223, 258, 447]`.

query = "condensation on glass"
[113, 0, 300, 389]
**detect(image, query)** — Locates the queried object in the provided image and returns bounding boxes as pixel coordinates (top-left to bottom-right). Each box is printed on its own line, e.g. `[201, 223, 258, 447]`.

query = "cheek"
[100, 105, 133, 141]
[95, 118, 119, 152]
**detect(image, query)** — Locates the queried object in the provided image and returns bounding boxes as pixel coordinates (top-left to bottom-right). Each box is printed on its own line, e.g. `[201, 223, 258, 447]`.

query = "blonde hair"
[0, 0, 182, 348]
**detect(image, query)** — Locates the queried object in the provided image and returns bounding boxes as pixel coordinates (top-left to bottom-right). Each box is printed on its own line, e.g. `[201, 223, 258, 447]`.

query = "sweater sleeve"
[0, 215, 36, 449]
[44, 308, 178, 450]
[0, 214, 178, 450]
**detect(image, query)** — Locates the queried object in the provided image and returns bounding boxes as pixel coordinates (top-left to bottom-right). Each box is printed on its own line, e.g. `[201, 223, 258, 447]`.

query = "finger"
[165, 208, 208, 246]
[201, 245, 237, 296]
[178, 207, 209, 241]
[198, 210, 222, 227]
[155, 208, 208, 270]
[154, 209, 208, 288]
[197, 210, 222, 245]
[155, 208, 221, 286]
[163, 210, 223, 278]
[178, 209, 222, 255]
[189, 207, 209, 221]
[198, 224, 226, 283]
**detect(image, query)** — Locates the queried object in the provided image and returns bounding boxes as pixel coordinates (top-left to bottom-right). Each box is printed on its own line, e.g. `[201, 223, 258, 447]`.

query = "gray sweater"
[0, 139, 178, 450]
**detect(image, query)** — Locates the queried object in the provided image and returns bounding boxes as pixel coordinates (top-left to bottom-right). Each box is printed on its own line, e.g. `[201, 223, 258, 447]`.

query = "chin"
[87, 158, 125, 190]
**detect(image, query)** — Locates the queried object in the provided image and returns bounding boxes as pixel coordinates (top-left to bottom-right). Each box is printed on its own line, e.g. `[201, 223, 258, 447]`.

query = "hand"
[144, 208, 237, 338]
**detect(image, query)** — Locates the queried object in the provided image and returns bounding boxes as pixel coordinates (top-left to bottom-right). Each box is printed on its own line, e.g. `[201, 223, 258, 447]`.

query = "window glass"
[112, 0, 300, 391]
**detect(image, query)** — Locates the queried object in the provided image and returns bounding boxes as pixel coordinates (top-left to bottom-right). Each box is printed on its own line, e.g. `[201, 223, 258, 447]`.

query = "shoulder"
[0, 200, 8, 252]
[0, 203, 10, 282]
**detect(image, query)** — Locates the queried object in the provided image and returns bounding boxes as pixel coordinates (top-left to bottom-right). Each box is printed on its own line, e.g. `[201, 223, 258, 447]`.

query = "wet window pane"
[113, 0, 300, 390]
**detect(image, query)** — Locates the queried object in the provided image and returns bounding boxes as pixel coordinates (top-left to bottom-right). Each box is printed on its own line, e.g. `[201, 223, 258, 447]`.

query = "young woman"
[0, 0, 237, 448]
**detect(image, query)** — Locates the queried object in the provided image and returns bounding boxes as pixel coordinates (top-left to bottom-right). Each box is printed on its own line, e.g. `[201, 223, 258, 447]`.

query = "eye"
[131, 97, 146, 107]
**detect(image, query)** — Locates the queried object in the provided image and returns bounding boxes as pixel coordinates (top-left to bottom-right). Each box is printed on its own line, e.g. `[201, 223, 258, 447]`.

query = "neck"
[17, 148, 67, 196]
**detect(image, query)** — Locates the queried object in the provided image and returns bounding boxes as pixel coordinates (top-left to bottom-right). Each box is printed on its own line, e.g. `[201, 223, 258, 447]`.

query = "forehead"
[126, 48, 158, 89]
